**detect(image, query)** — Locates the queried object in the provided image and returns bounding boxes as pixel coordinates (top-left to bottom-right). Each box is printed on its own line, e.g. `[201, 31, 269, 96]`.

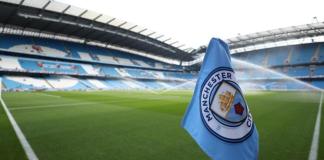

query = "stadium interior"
[1, 0, 324, 160]
[1, 0, 324, 92]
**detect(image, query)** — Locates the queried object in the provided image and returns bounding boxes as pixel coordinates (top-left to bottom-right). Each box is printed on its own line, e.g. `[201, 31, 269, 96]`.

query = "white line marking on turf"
[32, 92, 61, 98]
[10, 102, 98, 111]
[9, 99, 134, 111]
[0, 98, 39, 160]
[308, 92, 323, 160]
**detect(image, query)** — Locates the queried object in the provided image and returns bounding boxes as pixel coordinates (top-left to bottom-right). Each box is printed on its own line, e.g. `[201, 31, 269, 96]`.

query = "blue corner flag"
[182, 38, 259, 160]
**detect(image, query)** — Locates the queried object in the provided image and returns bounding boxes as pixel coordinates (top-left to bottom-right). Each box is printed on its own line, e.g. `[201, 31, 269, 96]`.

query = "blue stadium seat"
[290, 44, 316, 65]
[126, 68, 155, 78]
[312, 80, 324, 88]
[0, 34, 182, 70]
[318, 44, 324, 62]
[101, 66, 120, 77]
[286, 67, 309, 77]
[2, 77, 34, 90]
[141, 81, 163, 89]
[314, 66, 324, 76]
[19, 58, 86, 74]
[246, 50, 266, 66]
[266, 47, 289, 66]
[0, 34, 33, 49]
[104, 80, 126, 89]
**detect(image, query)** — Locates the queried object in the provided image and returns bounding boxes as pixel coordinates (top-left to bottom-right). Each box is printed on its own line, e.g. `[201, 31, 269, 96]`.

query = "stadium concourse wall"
[0, 34, 196, 91]
[232, 41, 324, 90]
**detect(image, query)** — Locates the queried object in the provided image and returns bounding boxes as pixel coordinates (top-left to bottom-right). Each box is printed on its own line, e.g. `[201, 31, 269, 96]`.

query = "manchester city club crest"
[200, 67, 254, 143]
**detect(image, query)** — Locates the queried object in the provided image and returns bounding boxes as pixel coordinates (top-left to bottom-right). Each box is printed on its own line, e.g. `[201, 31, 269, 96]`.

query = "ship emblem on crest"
[219, 91, 234, 114]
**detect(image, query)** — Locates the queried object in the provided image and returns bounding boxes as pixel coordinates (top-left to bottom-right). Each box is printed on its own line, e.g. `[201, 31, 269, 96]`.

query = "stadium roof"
[0, 0, 195, 62]
[182, 22, 324, 66]
[226, 22, 324, 53]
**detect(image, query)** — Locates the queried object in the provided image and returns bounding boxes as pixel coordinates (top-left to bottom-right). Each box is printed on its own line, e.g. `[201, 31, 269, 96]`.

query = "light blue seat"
[286, 67, 309, 77]
[290, 44, 316, 65]
[266, 47, 289, 66]
[314, 66, 324, 76]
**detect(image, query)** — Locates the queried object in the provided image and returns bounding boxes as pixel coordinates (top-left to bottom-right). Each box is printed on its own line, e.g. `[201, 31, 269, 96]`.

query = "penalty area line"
[308, 92, 323, 160]
[0, 97, 38, 160]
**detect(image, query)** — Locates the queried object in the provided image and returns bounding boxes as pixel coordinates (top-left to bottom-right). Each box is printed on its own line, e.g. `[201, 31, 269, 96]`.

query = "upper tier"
[0, 55, 195, 81]
[0, 34, 183, 71]
[232, 42, 324, 67]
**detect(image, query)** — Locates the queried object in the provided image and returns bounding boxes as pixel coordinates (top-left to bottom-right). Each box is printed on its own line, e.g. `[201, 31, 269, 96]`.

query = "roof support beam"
[138, 28, 147, 34]
[146, 32, 156, 37]
[118, 21, 127, 27]
[155, 35, 164, 40]
[78, 10, 88, 17]
[163, 38, 171, 43]
[52, 5, 71, 37]
[58, 5, 71, 22]
[93, 14, 103, 21]
[106, 18, 115, 24]
[128, 25, 137, 30]
[4, 0, 25, 23]
[176, 44, 185, 48]
[169, 41, 178, 45]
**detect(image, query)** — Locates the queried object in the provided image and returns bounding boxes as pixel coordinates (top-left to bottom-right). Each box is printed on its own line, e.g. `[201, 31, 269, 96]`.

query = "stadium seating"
[2, 77, 35, 91]
[312, 80, 324, 88]
[141, 81, 164, 89]
[231, 42, 324, 90]
[104, 80, 126, 89]
[314, 65, 324, 76]
[289, 44, 316, 65]
[45, 76, 88, 90]
[286, 67, 310, 77]
[0, 34, 180, 70]
[0, 55, 22, 70]
[19, 59, 87, 74]
[0, 35, 33, 49]
[235, 43, 321, 68]
[101, 66, 121, 77]
[245, 50, 266, 66]
[81, 64, 101, 75]
[87, 79, 110, 89]
[266, 47, 289, 66]
[125, 68, 155, 79]
[317, 44, 324, 62]
[2, 76, 49, 91]
[9, 33, 324, 91]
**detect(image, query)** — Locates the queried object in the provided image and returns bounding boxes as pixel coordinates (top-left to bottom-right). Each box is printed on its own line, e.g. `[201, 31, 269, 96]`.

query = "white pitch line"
[0, 98, 38, 160]
[9, 99, 135, 111]
[308, 92, 323, 160]
[32, 92, 61, 98]
[10, 102, 98, 111]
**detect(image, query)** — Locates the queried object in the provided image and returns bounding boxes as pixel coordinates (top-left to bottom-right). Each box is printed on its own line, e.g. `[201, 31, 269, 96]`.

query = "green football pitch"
[0, 90, 323, 160]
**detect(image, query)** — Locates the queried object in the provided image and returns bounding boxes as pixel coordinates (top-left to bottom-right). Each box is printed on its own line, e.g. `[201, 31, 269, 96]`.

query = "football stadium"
[0, 0, 324, 160]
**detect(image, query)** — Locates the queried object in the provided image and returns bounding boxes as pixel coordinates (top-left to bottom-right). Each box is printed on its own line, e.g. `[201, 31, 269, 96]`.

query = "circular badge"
[200, 67, 254, 143]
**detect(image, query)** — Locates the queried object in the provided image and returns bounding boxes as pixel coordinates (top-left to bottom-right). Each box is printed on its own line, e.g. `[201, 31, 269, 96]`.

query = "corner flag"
[182, 38, 259, 160]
